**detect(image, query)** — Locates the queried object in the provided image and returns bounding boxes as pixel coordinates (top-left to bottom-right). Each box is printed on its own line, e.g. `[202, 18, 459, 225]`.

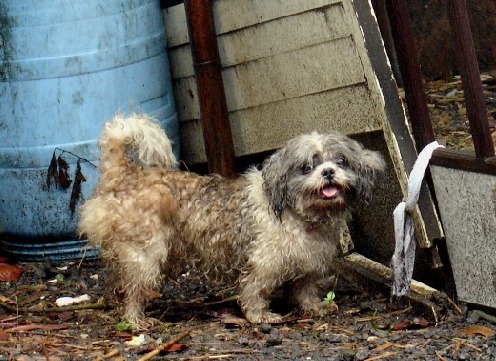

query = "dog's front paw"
[325, 301, 339, 314]
[244, 310, 283, 324]
[123, 316, 163, 332]
[301, 301, 338, 318]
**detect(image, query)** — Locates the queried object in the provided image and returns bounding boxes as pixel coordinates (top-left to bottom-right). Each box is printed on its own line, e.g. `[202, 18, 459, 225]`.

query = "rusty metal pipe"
[184, 0, 237, 177]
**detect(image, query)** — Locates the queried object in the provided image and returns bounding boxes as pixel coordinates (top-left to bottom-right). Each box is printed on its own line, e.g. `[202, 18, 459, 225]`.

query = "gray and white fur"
[78, 113, 385, 327]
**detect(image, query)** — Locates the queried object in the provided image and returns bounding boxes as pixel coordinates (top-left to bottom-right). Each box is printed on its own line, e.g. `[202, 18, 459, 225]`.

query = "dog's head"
[262, 132, 385, 220]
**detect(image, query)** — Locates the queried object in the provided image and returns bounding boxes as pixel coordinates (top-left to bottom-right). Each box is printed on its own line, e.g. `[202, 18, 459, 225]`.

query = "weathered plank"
[179, 85, 383, 163]
[164, 0, 343, 47]
[173, 36, 365, 120]
[167, 3, 350, 78]
[431, 166, 496, 308]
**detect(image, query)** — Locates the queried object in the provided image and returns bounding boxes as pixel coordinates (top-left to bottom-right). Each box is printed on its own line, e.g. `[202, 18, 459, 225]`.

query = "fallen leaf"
[0, 296, 15, 305]
[49, 311, 75, 322]
[46, 151, 59, 190]
[344, 307, 361, 315]
[69, 159, 86, 213]
[277, 326, 293, 336]
[0, 328, 9, 341]
[459, 325, 494, 338]
[17, 294, 42, 306]
[165, 343, 188, 352]
[314, 323, 330, 332]
[413, 317, 430, 328]
[373, 341, 394, 351]
[329, 325, 355, 336]
[114, 331, 133, 340]
[437, 112, 451, 126]
[5, 324, 67, 332]
[16, 355, 35, 361]
[0, 263, 23, 281]
[392, 317, 430, 331]
[57, 155, 72, 189]
[392, 321, 409, 331]
[364, 351, 399, 360]
[453, 339, 463, 358]
[370, 318, 391, 332]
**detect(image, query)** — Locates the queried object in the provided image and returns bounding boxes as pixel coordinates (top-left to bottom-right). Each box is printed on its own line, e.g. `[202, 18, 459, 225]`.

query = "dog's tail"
[98, 113, 177, 178]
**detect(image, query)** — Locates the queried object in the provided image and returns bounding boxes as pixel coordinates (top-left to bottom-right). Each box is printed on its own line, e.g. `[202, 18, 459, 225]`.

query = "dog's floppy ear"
[354, 148, 386, 202]
[262, 149, 290, 220]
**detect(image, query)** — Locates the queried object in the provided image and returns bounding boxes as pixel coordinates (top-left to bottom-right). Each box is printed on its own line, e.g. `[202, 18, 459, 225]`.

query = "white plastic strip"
[391, 141, 444, 297]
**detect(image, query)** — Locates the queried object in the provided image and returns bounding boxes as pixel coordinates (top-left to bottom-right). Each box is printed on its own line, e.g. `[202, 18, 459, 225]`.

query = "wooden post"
[385, 0, 435, 151]
[371, 0, 403, 87]
[447, 0, 495, 159]
[184, 0, 237, 178]
[385, 0, 441, 235]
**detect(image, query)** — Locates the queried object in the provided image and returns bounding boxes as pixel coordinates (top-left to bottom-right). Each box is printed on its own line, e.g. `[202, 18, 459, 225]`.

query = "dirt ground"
[1, 259, 496, 361]
[420, 71, 496, 151]
[2, 74, 496, 361]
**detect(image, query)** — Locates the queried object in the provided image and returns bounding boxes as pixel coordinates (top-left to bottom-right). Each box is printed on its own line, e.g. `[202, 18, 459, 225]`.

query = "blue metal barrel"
[0, 0, 179, 246]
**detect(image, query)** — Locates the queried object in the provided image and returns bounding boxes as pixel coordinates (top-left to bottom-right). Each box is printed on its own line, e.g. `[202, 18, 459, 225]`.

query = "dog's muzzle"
[319, 184, 341, 199]
[319, 169, 341, 199]
[321, 167, 335, 181]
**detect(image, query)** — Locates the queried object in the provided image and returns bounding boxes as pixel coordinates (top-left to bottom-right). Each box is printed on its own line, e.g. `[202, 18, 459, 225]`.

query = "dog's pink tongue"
[321, 186, 339, 198]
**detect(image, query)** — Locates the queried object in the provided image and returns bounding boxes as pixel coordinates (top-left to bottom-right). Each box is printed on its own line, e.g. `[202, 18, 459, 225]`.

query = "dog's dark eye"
[335, 156, 347, 167]
[312, 153, 323, 167]
[301, 163, 313, 174]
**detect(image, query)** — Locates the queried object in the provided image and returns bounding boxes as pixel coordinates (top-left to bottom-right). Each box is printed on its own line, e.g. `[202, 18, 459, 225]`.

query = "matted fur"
[79, 113, 385, 326]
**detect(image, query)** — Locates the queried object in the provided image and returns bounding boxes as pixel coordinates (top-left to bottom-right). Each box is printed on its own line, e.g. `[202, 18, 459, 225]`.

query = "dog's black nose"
[322, 168, 335, 180]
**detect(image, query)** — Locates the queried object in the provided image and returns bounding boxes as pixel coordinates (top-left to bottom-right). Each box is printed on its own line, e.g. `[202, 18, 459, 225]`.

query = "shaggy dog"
[78, 113, 385, 326]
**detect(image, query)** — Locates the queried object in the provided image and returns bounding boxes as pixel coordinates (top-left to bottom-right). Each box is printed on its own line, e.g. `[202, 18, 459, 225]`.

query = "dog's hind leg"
[112, 233, 171, 328]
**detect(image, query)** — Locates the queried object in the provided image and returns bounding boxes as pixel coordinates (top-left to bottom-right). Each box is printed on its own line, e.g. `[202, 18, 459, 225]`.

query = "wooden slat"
[173, 36, 365, 121]
[430, 165, 496, 308]
[167, 3, 349, 78]
[447, 0, 495, 159]
[431, 148, 496, 175]
[164, 0, 342, 47]
[179, 84, 384, 163]
[385, 0, 436, 151]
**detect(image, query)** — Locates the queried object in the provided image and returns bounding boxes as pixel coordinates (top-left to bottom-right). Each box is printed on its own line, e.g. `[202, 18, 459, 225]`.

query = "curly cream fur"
[79, 113, 385, 325]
